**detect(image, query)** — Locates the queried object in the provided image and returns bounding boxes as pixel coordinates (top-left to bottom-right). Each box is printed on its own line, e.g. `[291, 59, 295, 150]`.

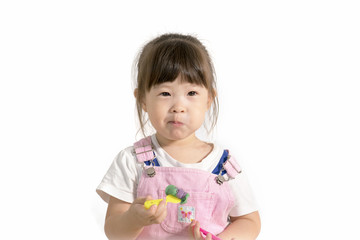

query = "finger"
[205, 233, 212, 240]
[154, 198, 166, 214]
[154, 199, 167, 221]
[148, 203, 158, 216]
[135, 196, 157, 216]
[158, 208, 167, 223]
[148, 198, 166, 222]
[189, 220, 196, 239]
[193, 221, 202, 239]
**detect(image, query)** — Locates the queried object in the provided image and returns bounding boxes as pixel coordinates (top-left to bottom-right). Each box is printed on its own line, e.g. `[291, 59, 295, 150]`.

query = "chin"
[169, 131, 195, 141]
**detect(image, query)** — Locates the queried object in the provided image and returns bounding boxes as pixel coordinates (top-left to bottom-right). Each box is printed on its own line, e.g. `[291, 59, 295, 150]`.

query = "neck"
[154, 133, 212, 164]
[155, 133, 199, 149]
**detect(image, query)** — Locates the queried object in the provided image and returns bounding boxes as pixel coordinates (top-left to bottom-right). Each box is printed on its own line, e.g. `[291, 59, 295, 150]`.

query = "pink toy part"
[199, 228, 222, 240]
[223, 155, 242, 178]
[134, 136, 154, 163]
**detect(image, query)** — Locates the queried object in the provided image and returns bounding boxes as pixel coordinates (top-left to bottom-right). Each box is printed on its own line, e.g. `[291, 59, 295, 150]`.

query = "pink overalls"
[133, 137, 242, 240]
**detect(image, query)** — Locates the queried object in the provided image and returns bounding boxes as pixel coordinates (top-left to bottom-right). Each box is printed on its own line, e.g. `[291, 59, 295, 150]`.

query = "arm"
[104, 196, 167, 240]
[104, 197, 143, 240]
[217, 211, 261, 240]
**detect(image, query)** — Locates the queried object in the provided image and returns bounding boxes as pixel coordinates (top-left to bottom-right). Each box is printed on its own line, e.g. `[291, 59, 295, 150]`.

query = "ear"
[134, 88, 147, 112]
[142, 102, 147, 112]
[207, 89, 217, 110]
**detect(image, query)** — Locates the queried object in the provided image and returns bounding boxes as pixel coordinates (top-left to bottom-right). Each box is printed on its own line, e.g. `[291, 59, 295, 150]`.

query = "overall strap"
[212, 150, 242, 185]
[211, 150, 229, 175]
[133, 136, 160, 166]
[223, 153, 242, 178]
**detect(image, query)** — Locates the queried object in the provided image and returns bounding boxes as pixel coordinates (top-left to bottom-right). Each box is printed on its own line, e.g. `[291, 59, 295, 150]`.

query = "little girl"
[97, 33, 261, 240]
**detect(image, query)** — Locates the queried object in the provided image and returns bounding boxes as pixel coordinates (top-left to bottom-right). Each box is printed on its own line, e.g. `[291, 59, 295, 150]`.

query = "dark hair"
[134, 33, 219, 136]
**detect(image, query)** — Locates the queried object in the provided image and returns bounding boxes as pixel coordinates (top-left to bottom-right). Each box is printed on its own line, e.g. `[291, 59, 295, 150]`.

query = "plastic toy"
[144, 184, 189, 209]
[144, 194, 181, 209]
[199, 227, 222, 240]
[165, 184, 189, 204]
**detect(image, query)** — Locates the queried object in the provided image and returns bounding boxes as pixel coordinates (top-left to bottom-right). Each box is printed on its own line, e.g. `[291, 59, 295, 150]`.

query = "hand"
[128, 195, 167, 227]
[190, 220, 212, 240]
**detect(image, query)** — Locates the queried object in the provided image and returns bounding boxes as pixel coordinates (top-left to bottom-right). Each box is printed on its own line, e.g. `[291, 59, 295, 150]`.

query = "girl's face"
[142, 77, 212, 143]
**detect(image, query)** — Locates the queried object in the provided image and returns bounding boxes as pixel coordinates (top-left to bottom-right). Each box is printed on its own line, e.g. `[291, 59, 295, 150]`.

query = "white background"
[1, 0, 359, 239]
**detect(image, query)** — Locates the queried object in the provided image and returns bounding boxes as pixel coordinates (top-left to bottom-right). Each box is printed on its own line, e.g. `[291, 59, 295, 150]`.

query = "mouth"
[168, 121, 184, 127]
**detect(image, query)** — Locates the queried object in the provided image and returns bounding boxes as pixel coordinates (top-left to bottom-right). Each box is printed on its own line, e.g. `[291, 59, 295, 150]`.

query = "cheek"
[147, 104, 166, 120]
[191, 106, 207, 123]
[194, 100, 210, 113]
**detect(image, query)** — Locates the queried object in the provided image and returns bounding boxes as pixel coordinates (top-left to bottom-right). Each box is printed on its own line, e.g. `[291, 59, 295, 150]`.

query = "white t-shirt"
[96, 135, 258, 217]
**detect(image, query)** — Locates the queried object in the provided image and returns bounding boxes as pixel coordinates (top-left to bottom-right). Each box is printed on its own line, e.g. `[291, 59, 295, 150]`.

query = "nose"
[171, 105, 185, 113]
[170, 98, 186, 113]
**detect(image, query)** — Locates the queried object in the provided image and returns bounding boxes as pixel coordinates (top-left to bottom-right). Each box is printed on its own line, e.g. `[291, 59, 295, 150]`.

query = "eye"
[188, 91, 197, 96]
[160, 92, 171, 96]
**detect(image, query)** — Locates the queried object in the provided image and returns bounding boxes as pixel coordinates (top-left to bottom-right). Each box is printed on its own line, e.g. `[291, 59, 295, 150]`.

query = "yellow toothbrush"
[144, 194, 181, 209]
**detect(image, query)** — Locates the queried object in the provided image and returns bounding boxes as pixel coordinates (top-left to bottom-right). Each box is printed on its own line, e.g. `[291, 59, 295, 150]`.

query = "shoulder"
[107, 145, 144, 178]
[96, 145, 143, 203]
[114, 146, 137, 166]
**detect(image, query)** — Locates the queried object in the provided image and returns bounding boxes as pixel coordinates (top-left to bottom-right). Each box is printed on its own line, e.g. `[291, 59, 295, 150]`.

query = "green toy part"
[165, 184, 189, 204]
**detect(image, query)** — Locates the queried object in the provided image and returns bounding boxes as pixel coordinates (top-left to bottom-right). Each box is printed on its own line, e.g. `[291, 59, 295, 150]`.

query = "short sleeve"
[228, 171, 259, 217]
[96, 147, 140, 204]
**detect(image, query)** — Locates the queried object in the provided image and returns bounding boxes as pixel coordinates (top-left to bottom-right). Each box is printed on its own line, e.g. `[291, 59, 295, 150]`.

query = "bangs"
[146, 40, 210, 90]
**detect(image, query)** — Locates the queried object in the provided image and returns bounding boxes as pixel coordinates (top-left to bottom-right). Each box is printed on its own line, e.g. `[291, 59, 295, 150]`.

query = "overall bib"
[133, 137, 242, 240]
